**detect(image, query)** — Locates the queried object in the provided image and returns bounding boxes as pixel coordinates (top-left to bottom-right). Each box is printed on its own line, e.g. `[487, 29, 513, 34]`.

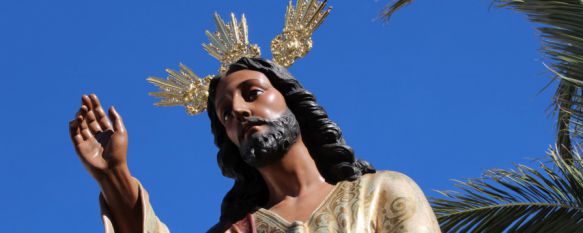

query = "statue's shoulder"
[357, 172, 441, 232]
[358, 170, 422, 195]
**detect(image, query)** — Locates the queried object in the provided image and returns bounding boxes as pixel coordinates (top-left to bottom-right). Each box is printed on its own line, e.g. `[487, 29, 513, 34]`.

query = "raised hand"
[69, 94, 128, 180]
[69, 94, 141, 233]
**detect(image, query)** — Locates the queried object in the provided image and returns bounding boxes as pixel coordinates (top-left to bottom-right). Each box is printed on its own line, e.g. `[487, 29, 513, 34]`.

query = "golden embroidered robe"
[100, 171, 441, 233]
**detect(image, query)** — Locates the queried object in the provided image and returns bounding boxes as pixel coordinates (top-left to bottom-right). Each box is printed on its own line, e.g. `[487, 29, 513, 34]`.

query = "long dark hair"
[206, 57, 375, 230]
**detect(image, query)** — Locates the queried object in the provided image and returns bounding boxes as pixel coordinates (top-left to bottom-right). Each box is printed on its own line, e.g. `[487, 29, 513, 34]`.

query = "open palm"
[69, 94, 128, 179]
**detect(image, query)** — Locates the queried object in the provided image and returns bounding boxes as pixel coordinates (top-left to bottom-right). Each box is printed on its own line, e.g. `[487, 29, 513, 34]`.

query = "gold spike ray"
[271, 0, 331, 67]
[147, 64, 213, 115]
[202, 13, 261, 73]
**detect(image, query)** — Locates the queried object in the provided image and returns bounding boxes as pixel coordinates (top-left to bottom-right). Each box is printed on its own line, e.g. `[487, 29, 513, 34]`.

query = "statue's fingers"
[70, 108, 85, 143]
[80, 94, 98, 134]
[108, 106, 126, 133]
[86, 109, 103, 134]
[82, 94, 93, 110]
[69, 119, 83, 145]
[89, 94, 113, 131]
[79, 104, 88, 120]
[79, 108, 93, 140]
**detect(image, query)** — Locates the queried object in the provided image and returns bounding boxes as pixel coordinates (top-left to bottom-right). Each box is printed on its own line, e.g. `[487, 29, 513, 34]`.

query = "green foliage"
[496, 0, 583, 160]
[432, 148, 583, 232]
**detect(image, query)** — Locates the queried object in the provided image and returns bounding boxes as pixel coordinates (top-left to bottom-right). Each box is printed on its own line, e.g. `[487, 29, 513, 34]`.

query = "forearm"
[98, 164, 142, 233]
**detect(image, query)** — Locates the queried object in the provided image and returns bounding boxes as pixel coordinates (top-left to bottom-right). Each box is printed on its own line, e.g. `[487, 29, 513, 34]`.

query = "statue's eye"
[246, 89, 263, 101]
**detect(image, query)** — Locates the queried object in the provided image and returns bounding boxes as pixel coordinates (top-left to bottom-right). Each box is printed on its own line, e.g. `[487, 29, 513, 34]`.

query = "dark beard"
[239, 109, 300, 168]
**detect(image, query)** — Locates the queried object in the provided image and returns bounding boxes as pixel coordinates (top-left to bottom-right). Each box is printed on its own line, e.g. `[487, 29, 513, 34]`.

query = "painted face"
[214, 70, 300, 167]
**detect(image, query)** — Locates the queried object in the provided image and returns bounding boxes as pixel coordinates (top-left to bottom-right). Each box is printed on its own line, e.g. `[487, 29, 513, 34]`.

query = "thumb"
[108, 106, 126, 133]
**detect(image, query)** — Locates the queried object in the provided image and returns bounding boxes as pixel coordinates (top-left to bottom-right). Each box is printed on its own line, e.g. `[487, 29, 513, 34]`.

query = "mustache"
[244, 115, 274, 125]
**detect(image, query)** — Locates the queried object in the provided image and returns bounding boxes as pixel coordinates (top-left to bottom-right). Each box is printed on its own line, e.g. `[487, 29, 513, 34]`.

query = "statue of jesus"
[70, 1, 441, 231]
[69, 57, 441, 233]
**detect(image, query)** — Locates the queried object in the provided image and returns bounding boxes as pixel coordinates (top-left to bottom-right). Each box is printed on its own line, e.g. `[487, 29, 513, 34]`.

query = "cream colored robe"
[100, 171, 441, 233]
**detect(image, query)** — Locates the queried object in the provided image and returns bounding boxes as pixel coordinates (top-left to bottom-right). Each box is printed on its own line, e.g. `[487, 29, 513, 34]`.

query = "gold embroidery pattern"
[380, 196, 416, 233]
[251, 171, 426, 233]
[309, 180, 360, 231]
[255, 222, 286, 233]
[255, 209, 288, 233]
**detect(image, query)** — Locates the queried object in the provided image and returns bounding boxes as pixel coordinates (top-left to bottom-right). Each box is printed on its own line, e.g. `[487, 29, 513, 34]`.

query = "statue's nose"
[231, 96, 251, 121]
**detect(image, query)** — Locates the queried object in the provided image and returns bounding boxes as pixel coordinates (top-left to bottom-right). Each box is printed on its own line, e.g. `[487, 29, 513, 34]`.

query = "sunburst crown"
[148, 0, 331, 116]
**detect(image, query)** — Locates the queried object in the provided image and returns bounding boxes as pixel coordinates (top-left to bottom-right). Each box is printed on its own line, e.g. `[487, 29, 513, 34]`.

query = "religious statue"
[68, 1, 441, 232]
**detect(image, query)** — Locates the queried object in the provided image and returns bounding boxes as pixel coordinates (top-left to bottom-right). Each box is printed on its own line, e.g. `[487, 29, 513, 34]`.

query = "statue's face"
[214, 69, 300, 167]
[214, 70, 288, 146]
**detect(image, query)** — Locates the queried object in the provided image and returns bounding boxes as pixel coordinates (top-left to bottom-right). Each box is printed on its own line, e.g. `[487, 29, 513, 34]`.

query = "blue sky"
[0, 0, 555, 232]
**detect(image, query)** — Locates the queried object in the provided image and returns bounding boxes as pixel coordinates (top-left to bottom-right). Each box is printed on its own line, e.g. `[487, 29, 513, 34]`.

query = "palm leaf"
[432, 147, 583, 232]
[380, 0, 414, 21]
[494, 0, 583, 161]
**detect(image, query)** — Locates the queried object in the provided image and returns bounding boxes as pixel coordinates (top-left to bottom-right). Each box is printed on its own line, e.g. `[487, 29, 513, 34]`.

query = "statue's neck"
[257, 136, 328, 207]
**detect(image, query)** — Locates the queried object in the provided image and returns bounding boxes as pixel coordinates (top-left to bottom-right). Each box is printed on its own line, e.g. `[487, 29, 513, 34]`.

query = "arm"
[100, 178, 170, 233]
[376, 171, 441, 233]
[98, 166, 142, 233]
[68, 94, 143, 233]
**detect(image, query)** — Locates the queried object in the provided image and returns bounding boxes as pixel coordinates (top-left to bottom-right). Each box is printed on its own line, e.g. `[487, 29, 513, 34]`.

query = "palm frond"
[432, 146, 583, 232]
[380, 0, 414, 21]
[495, 0, 583, 161]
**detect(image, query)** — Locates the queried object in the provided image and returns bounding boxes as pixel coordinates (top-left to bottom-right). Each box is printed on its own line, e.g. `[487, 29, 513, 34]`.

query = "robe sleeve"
[99, 179, 170, 233]
[375, 171, 441, 233]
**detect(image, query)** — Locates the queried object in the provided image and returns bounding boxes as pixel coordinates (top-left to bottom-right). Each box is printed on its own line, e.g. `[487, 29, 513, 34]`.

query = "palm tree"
[433, 147, 583, 232]
[381, 0, 583, 232]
